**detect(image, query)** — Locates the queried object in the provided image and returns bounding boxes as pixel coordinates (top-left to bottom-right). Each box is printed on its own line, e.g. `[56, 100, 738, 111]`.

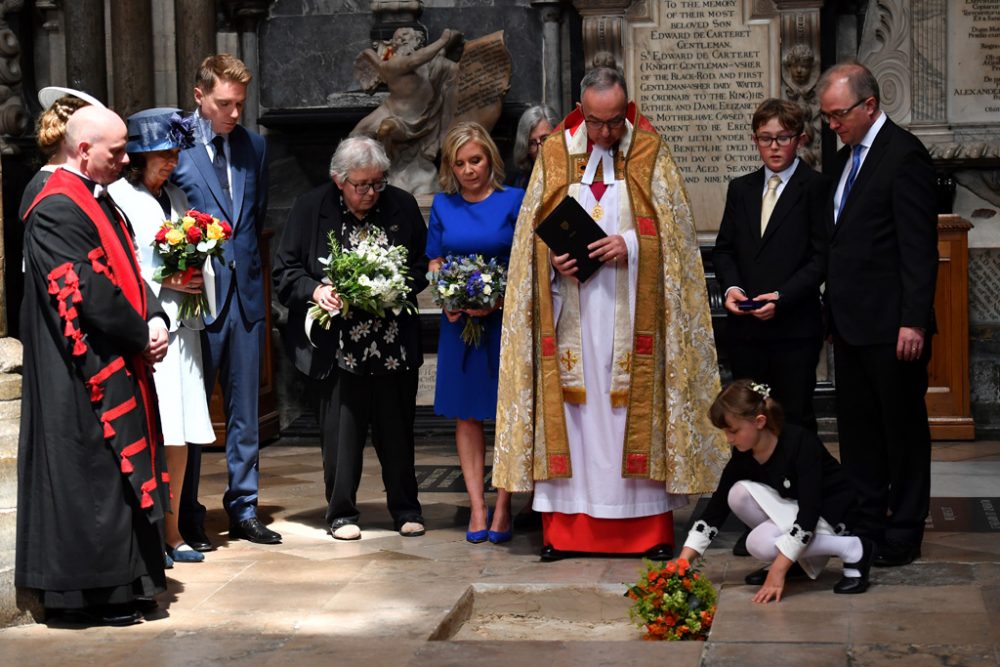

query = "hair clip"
[749, 381, 771, 400]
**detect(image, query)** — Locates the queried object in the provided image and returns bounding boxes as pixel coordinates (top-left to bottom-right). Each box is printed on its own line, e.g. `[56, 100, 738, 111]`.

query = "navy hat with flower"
[125, 107, 196, 153]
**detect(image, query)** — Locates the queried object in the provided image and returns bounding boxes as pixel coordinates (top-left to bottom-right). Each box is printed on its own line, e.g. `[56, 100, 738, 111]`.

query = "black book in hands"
[534, 196, 608, 282]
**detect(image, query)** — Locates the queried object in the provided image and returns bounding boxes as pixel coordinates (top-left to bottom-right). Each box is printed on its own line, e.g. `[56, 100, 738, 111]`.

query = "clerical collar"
[59, 165, 106, 198]
[582, 144, 615, 186]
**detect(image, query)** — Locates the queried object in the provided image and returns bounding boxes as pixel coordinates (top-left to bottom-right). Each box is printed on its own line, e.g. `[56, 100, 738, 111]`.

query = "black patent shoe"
[229, 517, 282, 544]
[873, 538, 920, 567]
[744, 561, 808, 586]
[643, 543, 674, 562]
[540, 545, 569, 561]
[834, 536, 875, 594]
[182, 527, 216, 552]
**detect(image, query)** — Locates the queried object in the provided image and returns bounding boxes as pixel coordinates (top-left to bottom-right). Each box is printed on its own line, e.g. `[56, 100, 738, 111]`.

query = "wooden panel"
[207, 229, 281, 447]
[926, 215, 974, 440]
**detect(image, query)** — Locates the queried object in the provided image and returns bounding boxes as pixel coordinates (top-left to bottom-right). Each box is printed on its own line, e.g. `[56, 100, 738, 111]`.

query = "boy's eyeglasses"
[753, 134, 799, 147]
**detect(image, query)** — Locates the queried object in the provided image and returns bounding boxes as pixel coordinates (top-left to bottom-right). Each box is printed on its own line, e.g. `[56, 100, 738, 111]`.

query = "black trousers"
[727, 336, 823, 432]
[316, 368, 423, 530]
[833, 336, 932, 546]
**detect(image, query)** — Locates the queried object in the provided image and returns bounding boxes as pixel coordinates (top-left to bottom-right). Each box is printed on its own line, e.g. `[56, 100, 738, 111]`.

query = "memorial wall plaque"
[948, 0, 1000, 124]
[628, 1, 778, 232]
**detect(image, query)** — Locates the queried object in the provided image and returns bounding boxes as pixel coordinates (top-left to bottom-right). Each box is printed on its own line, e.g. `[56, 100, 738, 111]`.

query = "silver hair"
[513, 105, 559, 172]
[329, 136, 391, 181]
[579, 66, 628, 100]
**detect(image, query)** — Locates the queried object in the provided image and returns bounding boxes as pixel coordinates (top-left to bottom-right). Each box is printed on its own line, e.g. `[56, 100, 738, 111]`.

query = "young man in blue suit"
[171, 54, 280, 546]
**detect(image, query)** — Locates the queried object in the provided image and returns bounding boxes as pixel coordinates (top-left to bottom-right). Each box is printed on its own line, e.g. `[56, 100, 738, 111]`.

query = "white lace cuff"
[682, 519, 718, 555]
[775, 523, 813, 562]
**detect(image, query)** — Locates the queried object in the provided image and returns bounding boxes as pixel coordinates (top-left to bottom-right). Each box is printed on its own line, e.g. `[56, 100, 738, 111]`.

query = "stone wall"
[0, 338, 36, 626]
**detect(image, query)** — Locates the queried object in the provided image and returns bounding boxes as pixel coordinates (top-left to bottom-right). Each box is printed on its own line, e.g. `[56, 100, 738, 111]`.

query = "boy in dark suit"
[171, 54, 279, 547]
[714, 98, 831, 432]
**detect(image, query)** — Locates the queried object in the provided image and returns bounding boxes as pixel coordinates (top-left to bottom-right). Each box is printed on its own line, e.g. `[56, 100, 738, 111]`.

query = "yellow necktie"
[760, 174, 782, 236]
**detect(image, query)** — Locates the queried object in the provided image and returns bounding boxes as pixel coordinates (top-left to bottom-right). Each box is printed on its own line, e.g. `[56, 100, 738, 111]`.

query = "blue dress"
[426, 187, 524, 420]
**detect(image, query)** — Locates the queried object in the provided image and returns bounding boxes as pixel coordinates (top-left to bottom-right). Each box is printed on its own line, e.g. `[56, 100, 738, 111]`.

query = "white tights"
[727, 482, 863, 575]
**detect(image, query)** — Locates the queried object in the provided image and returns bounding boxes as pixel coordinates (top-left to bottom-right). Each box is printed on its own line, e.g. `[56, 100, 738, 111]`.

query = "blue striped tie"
[837, 144, 864, 220]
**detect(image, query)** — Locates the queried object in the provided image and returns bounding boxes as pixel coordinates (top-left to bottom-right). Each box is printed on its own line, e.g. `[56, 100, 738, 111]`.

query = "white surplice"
[532, 152, 688, 518]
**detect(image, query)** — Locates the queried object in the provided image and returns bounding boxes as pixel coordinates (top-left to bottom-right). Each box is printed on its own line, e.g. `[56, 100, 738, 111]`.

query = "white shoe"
[399, 521, 425, 537]
[332, 523, 361, 540]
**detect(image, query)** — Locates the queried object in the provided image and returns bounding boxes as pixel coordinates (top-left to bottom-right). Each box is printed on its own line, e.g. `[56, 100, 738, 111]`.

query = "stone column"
[532, 1, 563, 111]
[773, 1, 823, 167]
[33, 0, 65, 91]
[910, 0, 949, 135]
[110, 0, 155, 117]
[64, 0, 107, 103]
[175, 0, 216, 109]
[222, 0, 269, 132]
[0, 1, 26, 154]
[572, 0, 631, 71]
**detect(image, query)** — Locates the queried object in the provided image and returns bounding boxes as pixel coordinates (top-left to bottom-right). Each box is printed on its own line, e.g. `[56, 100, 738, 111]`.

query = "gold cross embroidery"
[560, 348, 579, 371]
[618, 351, 632, 374]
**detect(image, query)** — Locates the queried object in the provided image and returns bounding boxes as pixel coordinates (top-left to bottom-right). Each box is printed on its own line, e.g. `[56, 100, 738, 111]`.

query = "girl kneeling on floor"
[674, 380, 874, 603]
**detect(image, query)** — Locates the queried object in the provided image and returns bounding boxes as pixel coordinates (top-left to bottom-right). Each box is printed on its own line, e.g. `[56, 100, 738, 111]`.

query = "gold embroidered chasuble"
[493, 103, 728, 494]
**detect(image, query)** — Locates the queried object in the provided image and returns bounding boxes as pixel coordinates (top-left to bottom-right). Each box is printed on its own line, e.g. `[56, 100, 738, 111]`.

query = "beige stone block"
[0, 374, 22, 401]
[0, 568, 40, 628]
[0, 509, 15, 570]
[0, 454, 15, 508]
[0, 338, 22, 374]
[0, 418, 18, 458]
[0, 399, 20, 420]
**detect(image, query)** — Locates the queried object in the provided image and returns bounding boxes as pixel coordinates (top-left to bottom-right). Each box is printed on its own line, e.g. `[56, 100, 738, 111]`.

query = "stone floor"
[1, 437, 999, 666]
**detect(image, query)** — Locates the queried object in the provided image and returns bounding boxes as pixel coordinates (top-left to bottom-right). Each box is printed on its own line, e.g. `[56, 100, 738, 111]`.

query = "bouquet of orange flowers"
[152, 209, 232, 320]
[625, 558, 717, 641]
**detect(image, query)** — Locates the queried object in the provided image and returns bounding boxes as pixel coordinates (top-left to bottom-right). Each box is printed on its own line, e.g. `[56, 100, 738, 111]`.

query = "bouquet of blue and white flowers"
[427, 254, 508, 347]
[309, 232, 415, 330]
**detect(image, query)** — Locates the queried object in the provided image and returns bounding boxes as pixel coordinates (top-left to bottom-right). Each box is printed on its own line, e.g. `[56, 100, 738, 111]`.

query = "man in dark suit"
[714, 98, 830, 432]
[171, 54, 280, 546]
[818, 61, 938, 567]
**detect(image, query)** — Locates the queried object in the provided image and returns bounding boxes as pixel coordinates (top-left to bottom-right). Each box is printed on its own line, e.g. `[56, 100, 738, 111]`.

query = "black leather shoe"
[229, 517, 282, 544]
[133, 597, 159, 614]
[873, 538, 920, 567]
[744, 561, 808, 586]
[182, 528, 216, 553]
[834, 536, 875, 594]
[540, 545, 568, 562]
[643, 543, 674, 562]
[63, 604, 142, 627]
[733, 527, 751, 557]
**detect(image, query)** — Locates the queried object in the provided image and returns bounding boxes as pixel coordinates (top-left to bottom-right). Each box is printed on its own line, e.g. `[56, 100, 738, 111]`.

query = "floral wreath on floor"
[625, 557, 717, 641]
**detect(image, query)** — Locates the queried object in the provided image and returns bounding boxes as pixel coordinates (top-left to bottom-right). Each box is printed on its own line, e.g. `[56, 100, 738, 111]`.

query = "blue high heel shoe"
[466, 508, 492, 544]
[488, 528, 513, 544]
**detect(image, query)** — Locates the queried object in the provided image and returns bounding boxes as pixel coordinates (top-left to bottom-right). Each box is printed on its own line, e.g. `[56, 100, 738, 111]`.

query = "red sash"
[26, 168, 147, 318]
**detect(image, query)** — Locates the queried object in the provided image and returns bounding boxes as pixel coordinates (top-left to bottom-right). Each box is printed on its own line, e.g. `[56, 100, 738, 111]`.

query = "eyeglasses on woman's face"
[344, 177, 388, 194]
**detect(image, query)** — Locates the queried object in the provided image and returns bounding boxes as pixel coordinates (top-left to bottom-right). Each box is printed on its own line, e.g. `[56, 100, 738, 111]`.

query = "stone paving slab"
[0, 442, 998, 665]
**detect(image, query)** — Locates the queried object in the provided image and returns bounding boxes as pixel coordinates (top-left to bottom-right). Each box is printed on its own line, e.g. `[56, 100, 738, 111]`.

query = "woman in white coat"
[110, 108, 216, 564]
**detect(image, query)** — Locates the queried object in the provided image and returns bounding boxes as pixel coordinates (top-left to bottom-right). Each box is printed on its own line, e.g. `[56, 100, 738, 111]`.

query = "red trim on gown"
[542, 512, 674, 553]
